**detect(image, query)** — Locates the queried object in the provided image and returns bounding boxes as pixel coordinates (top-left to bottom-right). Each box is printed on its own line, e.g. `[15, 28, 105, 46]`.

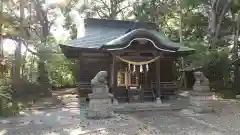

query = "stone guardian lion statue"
[91, 71, 108, 87]
[194, 71, 209, 86]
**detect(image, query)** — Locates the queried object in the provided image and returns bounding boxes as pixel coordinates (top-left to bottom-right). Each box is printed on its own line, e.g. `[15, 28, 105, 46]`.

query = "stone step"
[144, 91, 153, 94]
[112, 103, 179, 112]
[188, 105, 214, 113]
[144, 95, 154, 98]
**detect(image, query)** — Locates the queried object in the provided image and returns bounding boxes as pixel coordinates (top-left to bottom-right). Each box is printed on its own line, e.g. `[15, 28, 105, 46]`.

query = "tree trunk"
[179, 0, 187, 88]
[233, 12, 240, 93]
[21, 45, 28, 80]
[33, 0, 51, 96]
[0, 0, 3, 57]
[37, 61, 46, 83]
[209, 0, 232, 48]
[12, 0, 24, 93]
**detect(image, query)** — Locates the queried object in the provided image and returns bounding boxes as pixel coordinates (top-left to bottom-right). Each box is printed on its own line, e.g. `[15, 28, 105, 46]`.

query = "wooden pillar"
[78, 52, 85, 97]
[111, 53, 117, 97]
[156, 56, 161, 98]
[78, 52, 82, 83]
[136, 66, 140, 87]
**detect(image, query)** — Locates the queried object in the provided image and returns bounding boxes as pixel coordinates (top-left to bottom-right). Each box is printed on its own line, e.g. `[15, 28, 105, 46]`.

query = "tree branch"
[31, 27, 41, 38]
[95, 9, 104, 18]
[116, 5, 130, 15]
[33, 0, 45, 26]
[18, 38, 39, 56]
[212, 0, 232, 45]
[96, 0, 111, 13]
[0, 34, 39, 56]
[94, 7, 109, 18]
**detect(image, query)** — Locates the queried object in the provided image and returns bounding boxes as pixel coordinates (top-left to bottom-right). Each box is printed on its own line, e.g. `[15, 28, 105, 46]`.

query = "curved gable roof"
[60, 18, 195, 54]
[101, 29, 179, 52]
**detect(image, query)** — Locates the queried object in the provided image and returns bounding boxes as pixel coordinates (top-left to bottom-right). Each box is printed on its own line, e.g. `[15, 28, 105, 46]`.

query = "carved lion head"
[94, 71, 108, 83]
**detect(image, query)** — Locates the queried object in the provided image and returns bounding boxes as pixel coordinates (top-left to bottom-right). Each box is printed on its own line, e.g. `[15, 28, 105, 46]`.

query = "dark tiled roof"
[66, 18, 158, 48]
[68, 27, 126, 48]
[84, 18, 158, 29]
[63, 18, 195, 53]
[101, 29, 179, 51]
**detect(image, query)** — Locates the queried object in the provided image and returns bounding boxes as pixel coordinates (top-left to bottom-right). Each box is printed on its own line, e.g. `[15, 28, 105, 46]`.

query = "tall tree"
[0, 0, 3, 57]
[230, 0, 240, 92]
[12, 0, 25, 93]
[131, 0, 175, 22]
[208, 0, 233, 48]
[85, 0, 132, 19]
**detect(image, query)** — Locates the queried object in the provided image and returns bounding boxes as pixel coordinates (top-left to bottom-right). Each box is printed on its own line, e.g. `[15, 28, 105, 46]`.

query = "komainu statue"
[91, 71, 108, 87]
[90, 71, 109, 95]
[190, 71, 213, 113]
[87, 71, 114, 119]
[193, 71, 209, 86]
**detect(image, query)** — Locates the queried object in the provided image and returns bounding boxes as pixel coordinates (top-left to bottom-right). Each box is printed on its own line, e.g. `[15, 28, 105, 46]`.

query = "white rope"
[115, 55, 160, 65]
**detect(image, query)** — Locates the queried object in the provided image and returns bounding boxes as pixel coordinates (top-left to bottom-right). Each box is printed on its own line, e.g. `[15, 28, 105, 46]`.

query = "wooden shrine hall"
[59, 18, 195, 103]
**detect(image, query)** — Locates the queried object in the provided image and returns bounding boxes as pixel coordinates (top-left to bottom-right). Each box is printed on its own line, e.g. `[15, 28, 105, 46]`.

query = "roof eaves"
[101, 29, 179, 51]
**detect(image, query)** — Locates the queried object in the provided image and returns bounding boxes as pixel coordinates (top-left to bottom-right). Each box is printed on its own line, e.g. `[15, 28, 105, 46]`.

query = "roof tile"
[63, 18, 195, 53]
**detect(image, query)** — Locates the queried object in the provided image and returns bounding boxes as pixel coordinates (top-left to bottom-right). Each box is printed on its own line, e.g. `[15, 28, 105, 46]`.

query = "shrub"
[0, 78, 23, 117]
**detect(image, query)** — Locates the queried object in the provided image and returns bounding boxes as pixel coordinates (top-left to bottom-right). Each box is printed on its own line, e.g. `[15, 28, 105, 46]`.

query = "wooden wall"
[80, 52, 111, 81]
[147, 58, 174, 82]
[78, 51, 111, 97]
[160, 58, 174, 82]
[77, 50, 176, 98]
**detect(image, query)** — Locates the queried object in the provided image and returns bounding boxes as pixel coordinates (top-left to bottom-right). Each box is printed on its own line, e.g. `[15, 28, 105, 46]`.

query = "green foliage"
[47, 55, 77, 88]
[0, 78, 22, 117]
[180, 0, 204, 9]
[204, 49, 231, 89]
[20, 36, 77, 88]
[184, 41, 231, 89]
[231, 0, 240, 13]
[213, 89, 236, 99]
[2, 0, 240, 100]
[38, 36, 77, 88]
[131, 1, 153, 21]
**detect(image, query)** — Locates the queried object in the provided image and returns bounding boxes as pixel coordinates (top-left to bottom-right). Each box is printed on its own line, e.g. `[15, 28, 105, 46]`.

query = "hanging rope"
[115, 55, 160, 65]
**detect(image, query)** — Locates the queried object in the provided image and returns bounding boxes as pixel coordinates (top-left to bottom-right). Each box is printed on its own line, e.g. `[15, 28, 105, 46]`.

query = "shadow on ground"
[1, 88, 240, 135]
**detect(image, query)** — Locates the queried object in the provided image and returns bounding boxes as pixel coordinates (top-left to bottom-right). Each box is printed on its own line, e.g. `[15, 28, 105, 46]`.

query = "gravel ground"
[1, 106, 240, 135]
[132, 111, 240, 135]
[1, 109, 164, 135]
[188, 100, 240, 133]
[1, 92, 240, 135]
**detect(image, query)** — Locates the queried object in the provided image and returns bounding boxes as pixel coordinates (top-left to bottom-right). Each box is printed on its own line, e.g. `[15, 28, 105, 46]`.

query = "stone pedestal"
[189, 71, 213, 113]
[189, 92, 213, 113]
[86, 71, 114, 119]
[156, 97, 162, 104]
[87, 93, 114, 119]
[113, 98, 119, 105]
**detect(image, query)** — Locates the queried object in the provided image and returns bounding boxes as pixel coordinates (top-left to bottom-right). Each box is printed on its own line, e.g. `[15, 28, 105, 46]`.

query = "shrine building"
[59, 18, 195, 102]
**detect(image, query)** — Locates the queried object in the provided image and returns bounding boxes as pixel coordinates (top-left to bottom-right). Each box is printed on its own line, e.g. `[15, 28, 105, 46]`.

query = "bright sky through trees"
[3, 0, 85, 54]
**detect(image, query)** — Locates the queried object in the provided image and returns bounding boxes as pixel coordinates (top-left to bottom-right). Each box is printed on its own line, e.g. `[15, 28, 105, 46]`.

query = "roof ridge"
[84, 18, 158, 29]
[85, 18, 156, 25]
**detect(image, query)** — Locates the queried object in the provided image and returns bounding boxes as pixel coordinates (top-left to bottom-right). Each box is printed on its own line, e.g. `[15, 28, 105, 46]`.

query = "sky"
[3, 39, 19, 54]
[3, 0, 85, 55]
[3, 39, 34, 56]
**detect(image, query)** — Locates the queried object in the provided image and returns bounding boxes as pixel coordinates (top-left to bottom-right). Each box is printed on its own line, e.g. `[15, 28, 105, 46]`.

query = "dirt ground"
[1, 88, 240, 135]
